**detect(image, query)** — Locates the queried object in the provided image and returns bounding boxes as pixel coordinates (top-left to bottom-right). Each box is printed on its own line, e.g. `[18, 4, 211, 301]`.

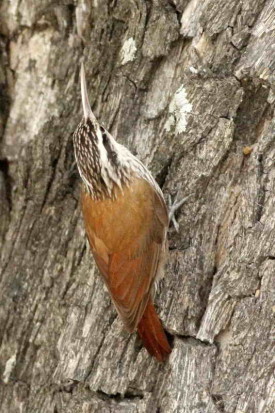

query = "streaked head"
[73, 64, 132, 199]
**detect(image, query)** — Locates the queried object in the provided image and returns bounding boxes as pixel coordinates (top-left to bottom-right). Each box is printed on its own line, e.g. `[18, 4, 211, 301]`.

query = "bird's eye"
[101, 127, 108, 146]
[102, 133, 108, 145]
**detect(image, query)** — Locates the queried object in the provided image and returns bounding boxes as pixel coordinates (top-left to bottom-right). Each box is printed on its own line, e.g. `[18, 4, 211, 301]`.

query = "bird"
[73, 63, 183, 362]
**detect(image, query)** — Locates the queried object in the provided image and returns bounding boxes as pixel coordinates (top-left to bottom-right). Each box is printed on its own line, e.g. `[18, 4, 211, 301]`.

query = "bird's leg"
[168, 193, 192, 232]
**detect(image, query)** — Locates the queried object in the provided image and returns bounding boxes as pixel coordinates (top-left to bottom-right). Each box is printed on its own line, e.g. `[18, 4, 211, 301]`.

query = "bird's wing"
[81, 178, 168, 331]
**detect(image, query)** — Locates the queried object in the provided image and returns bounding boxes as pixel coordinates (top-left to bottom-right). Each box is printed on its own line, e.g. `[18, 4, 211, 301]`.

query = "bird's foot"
[168, 193, 192, 232]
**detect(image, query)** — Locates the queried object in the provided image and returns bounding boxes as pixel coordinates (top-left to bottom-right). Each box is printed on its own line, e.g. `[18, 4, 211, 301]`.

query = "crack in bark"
[255, 153, 265, 222]
[156, 156, 172, 188]
[0, 158, 12, 212]
[166, 0, 182, 27]
[172, 333, 216, 348]
[211, 393, 225, 413]
[96, 388, 144, 401]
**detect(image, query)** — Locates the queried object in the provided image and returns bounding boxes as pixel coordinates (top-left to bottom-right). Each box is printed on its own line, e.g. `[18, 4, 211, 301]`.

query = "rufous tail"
[137, 300, 171, 362]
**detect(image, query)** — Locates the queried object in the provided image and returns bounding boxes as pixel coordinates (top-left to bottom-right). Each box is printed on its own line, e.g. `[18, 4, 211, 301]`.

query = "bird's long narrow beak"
[80, 63, 97, 123]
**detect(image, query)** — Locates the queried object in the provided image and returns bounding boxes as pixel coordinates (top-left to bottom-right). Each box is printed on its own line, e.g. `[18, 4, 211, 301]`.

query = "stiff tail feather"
[137, 300, 171, 362]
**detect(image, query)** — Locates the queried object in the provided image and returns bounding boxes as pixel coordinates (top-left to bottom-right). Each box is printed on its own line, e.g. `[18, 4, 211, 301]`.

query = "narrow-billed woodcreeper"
[73, 64, 171, 361]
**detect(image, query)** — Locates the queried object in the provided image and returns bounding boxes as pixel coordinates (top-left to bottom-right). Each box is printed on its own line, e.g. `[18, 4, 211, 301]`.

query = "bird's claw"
[168, 193, 192, 232]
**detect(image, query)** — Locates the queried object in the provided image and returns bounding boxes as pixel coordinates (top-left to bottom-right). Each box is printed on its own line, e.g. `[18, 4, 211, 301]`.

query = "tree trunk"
[0, 1, 274, 412]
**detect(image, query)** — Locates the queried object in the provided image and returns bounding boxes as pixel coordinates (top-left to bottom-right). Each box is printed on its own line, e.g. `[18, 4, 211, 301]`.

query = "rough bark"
[0, 0, 274, 412]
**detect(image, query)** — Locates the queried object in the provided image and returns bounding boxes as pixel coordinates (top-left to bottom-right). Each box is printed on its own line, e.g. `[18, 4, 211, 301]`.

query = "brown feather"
[81, 177, 171, 358]
[138, 299, 171, 362]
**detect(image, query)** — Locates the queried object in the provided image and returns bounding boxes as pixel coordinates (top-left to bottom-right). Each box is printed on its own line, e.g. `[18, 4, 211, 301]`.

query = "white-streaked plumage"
[74, 64, 165, 204]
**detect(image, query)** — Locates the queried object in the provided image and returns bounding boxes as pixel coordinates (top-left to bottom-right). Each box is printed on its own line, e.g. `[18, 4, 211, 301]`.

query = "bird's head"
[73, 64, 132, 200]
